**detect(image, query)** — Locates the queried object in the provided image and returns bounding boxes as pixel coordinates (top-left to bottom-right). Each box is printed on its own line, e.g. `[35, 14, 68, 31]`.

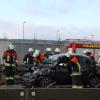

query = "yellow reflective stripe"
[9, 77, 14, 80]
[27, 58, 29, 63]
[71, 73, 81, 76]
[5, 77, 14, 80]
[4, 63, 10, 66]
[72, 85, 83, 89]
[71, 62, 81, 76]
[12, 64, 15, 66]
[5, 77, 10, 80]
[72, 85, 79, 88]
[4, 63, 15, 67]
[13, 56, 15, 62]
[78, 86, 83, 88]
[7, 55, 10, 62]
[76, 62, 81, 73]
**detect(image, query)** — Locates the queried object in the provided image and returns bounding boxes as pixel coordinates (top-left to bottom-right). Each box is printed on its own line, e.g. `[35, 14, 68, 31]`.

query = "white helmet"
[35, 50, 40, 54]
[66, 51, 74, 57]
[8, 44, 15, 50]
[55, 48, 61, 53]
[46, 48, 51, 52]
[33, 50, 40, 57]
[28, 48, 33, 52]
[83, 50, 91, 54]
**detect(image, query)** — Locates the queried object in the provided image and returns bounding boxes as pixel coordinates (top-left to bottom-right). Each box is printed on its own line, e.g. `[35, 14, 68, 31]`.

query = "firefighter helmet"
[83, 50, 91, 54]
[28, 48, 33, 52]
[66, 51, 74, 57]
[55, 48, 61, 53]
[46, 48, 52, 52]
[33, 50, 40, 57]
[8, 44, 15, 50]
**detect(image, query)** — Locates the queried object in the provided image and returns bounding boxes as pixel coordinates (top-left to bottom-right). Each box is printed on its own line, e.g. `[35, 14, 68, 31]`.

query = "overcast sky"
[0, 0, 100, 40]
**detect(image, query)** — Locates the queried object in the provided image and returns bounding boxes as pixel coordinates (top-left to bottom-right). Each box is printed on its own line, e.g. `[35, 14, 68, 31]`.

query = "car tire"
[38, 76, 54, 88]
[89, 76, 100, 88]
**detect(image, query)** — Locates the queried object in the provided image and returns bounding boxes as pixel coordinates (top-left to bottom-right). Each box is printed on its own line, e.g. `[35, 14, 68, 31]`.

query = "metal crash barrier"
[0, 86, 25, 100]
[0, 88, 100, 100]
[0, 87, 35, 100]
[32, 88, 100, 100]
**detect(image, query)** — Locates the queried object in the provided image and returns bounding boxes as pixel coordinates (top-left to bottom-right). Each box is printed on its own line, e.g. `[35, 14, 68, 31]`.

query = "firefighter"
[23, 48, 34, 64]
[83, 50, 96, 67]
[33, 50, 45, 66]
[97, 52, 100, 64]
[54, 48, 61, 54]
[45, 48, 52, 59]
[65, 51, 83, 88]
[2, 44, 18, 85]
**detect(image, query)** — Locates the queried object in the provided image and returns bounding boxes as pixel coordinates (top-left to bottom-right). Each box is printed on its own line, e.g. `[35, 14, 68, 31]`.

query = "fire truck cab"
[65, 39, 100, 60]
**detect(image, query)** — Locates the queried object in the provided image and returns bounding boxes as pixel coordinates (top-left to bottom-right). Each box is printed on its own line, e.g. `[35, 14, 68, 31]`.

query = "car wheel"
[38, 76, 54, 88]
[89, 76, 100, 88]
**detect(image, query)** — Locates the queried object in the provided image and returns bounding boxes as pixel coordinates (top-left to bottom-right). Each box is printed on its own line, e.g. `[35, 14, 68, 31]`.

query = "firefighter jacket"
[89, 55, 96, 66]
[3, 49, 18, 67]
[45, 52, 52, 59]
[86, 55, 96, 71]
[23, 53, 34, 64]
[66, 56, 81, 76]
[34, 53, 45, 64]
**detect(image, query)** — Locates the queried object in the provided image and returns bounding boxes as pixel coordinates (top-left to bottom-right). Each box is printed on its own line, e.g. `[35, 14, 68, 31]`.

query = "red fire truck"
[65, 39, 100, 59]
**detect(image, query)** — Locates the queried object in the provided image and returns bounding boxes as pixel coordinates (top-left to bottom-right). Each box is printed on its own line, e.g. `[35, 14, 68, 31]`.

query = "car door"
[76, 55, 92, 76]
[55, 55, 71, 84]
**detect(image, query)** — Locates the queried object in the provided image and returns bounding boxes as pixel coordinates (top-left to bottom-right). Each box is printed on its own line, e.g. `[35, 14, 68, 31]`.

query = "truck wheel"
[89, 76, 100, 88]
[38, 76, 54, 88]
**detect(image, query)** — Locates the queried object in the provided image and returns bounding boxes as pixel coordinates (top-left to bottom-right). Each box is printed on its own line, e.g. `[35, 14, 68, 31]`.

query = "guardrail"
[33, 88, 100, 100]
[0, 87, 100, 100]
[0, 87, 25, 100]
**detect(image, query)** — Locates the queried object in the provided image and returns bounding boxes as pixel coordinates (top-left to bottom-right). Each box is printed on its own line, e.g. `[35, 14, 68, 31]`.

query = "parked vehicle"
[21, 54, 100, 88]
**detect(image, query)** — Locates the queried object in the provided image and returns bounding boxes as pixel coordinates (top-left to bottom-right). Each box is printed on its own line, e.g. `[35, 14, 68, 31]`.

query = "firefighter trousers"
[72, 75, 83, 88]
[4, 67, 14, 85]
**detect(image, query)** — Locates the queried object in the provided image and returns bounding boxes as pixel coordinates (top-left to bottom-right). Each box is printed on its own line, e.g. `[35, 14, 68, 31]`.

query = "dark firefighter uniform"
[88, 55, 96, 66]
[65, 56, 83, 88]
[3, 49, 18, 85]
[45, 48, 52, 59]
[54, 48, 61, 55]
[89, 55, 96, 71]
[45, 52, 52, 59]
[23, 53, 34, 64]
[84, 51, 96, 71]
